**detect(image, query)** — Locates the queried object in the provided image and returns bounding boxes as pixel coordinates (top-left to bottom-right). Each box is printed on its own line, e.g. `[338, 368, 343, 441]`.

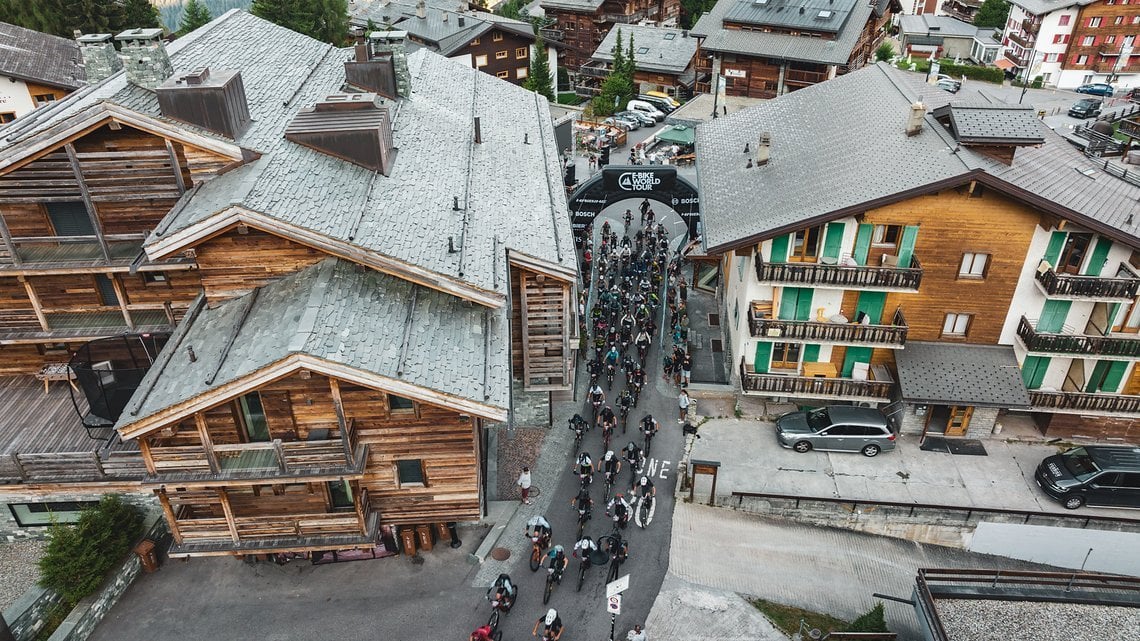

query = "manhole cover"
[708, 313, 720, 327]
[528, 487, 542, 498]
[711, 339, 723, 353]
[490, 548, 511, 561]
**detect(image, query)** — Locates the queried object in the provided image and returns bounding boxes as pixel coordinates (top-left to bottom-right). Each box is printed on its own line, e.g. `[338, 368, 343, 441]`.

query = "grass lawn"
[557, 92, 583, 106]
[749, 598, 850, 638]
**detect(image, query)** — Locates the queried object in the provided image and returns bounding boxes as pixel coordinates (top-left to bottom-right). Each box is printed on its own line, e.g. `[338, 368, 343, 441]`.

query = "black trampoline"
[69, 333, 170, 435]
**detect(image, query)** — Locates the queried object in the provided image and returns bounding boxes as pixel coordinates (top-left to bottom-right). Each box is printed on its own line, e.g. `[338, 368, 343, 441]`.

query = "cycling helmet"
[579, 452, 591, 464]
[604, 451, 614, 462]
[545, 609, 558, 625]
[640, 476, 649, 486]
[551, 544, 564, 554]
[615, 492, 624, 499]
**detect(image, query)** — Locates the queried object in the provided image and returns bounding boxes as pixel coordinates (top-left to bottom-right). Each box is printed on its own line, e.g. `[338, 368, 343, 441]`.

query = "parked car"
[637, 94, 676, 113]
[644, 90, 681, 108]
[936, 78, 961, 93]
[775, 406, 896, 457]
[1035, 446, 1140, 509]
[616, 110, 655, 126]
[602, 117, 634, 132]
[1068, 98, 1103, 119]
[625, 99, 666, 122]
[1076, 83, 1114, 96]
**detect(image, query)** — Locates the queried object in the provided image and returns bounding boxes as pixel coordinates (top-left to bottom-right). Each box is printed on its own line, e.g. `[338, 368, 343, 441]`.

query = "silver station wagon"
[775, 406, 896, 457]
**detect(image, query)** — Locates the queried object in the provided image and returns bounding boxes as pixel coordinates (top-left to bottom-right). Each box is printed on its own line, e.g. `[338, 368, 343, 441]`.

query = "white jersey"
[526, 515, 551, 531]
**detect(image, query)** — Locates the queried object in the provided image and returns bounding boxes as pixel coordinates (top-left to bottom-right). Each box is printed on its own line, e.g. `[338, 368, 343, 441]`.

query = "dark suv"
[1035, 446, 1140, 509]
[1068, 98, 1102, 119]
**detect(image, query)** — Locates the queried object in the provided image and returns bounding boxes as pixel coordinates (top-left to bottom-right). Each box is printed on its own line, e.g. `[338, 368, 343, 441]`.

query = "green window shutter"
[1085, 360, 1113, 393]
[1021, 355, 1051, 389]
[895, 225, 919, 268]
[822, 222, 846, 260]
[769, 234, 789, 264]
[778, 287, 814, 321]
[795, 288, 814, 321]
[1108, 302, 1123, 329]
[1083, 237, 1112, 276]
[841, 347, 873, 378]
[753, 341, 772, 374]
[1100, 360, 1129, 393]
[854, 291, 886, 325]
[853, 224, 873, 265]
[1043, 231, 1067, 267]
[1036, 300, 1072, 333]
[802, 344, 821, 363]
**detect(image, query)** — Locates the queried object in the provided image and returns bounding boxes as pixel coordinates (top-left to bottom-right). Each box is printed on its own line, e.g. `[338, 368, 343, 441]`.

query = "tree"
[121, 0, 162, 29]
[252, 0, 308, 34]
[679, 0, 716, 29]
[177, 0, 213, 35]
[592, 29, 632, 117]
[973, 0, 1010, 28]
[523, 31, 555, 100]
[846, 603, 889, 633]
[252, 0, 349, 44]
[875, 40, 894, 62]
[38, 495, 144, 607]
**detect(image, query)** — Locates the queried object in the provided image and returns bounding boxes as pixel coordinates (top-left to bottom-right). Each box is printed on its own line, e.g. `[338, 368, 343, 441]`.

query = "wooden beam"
[165, 139, 188, 194]
[63, 143, 111, 261]
[519, 270, 532, 386]
[0, 212, 21, 267]
[194, 412, 221, 475]
[19, 276, 49, 332]
[328, 378, 353, 465]
[216, 488, 241, 543]
[108, 273, 134, 330]
[156, 488, 184, 545]
[137, 436, 157, 475]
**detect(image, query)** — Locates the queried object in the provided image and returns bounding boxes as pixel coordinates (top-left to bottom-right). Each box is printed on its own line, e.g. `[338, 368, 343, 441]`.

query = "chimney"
[755, 132, 771, 166]
[285, 94, 396, 175]
[459, 16, 466, 26]
[156, 68, 251, 139]
[369, 31, 411, 98]
[416, 0, 427, 18]
[443, 11, 449, 21]
[905, 101, 925, 136]
[76, 32, 122, 84]
[115, 28, 172, 90]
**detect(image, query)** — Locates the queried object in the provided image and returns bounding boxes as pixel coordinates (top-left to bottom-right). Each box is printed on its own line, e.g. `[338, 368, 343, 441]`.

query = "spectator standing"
[517, 467, 532, 505]
[627, 624, 648, 641]
[678, 389, 691, 423]
[681, 351, 692, 387]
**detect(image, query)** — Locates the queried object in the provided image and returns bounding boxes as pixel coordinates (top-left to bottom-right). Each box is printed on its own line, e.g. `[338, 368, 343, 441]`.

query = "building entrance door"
[945, 405, 973, 437]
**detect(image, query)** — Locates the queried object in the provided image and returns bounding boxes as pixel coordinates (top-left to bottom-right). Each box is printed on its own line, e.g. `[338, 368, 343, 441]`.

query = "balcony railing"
[784, 68, 828, 84]
[1017, 316, 1140, 358]
[1120, 118, 1140, 139]
[1029, 390, 1140, 416]
[1007, 31, 1031, 48]
[604, 10, 647, 23]
[1004, 49, 1027, 67]
[539, 28, 563, 41]
[1021, 18, 1038, 34]
[749, 307, 908, 347]
[1034, 260, 1140, 300]
[739, 364, 894, 401]
[579, 62, 610, 78]
[755, 256, 922, 291]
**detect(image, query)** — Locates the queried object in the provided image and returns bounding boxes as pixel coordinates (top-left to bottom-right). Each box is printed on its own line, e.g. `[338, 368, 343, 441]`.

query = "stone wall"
[965, 406, 999, 439]
[3, 586, 64, 641]
[511, 380, 551, 428]
[0, 490, 157, 542]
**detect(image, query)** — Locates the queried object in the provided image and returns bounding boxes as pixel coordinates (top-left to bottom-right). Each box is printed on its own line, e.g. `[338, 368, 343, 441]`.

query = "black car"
[1068, 98, 1102, 119]
[1035, 446, 1140, 509]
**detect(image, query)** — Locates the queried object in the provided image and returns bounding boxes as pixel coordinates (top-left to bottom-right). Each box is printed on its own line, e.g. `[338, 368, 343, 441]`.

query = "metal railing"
[739, 363, 893, 400]
[1034, 260, 1140, 299]
[1017, 316, 1140, 357]
[1028, 389, 1140, 415]
[755, 256, 922, 290]
[749, 307, 908, 346]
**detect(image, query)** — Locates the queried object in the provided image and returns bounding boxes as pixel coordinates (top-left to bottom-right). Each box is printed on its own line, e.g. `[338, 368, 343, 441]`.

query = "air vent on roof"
[156, 68, 251, 139]
[285, 94, 395, 175]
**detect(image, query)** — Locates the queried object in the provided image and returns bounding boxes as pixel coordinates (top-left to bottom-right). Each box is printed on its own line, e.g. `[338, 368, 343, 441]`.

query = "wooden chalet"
[0, 22, 86, 122]
[0, 11, 577, 555]
[540, 0, 682, 72]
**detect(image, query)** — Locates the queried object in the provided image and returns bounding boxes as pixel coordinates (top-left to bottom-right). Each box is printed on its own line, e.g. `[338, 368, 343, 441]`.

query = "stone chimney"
[116, 28, 173, 90]
[905, 101, 925, 137]
[369, 31, 410, 98]
[754, 132, 771, 166]
[416, 0, 427, 18]
[76, 32, 123, 84]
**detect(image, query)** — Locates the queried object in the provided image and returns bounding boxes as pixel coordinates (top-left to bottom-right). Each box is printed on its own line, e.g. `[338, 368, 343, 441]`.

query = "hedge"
[38, 495, 144, 607]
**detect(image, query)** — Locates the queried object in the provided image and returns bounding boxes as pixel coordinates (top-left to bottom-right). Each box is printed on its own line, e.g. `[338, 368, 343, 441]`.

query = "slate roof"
[591, 25, 698, 75]
[539, 0, 606, 12]
[1008, 0, 1096, 17]
[895, 342, 1030, 408]
[0, 21, 85, 89]
[350, 0, 536, 56]
[691, 0, 886, 65]
[897, 14, 978, 39]
[723, 0, 859, 35]
[695, 62, 1140, 254]
[119, 258, 510, 430]
[932, 103, 1045, 146]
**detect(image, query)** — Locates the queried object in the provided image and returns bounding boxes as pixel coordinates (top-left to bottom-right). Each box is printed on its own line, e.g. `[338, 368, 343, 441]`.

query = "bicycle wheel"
[644, 433, 652, 456]
[492, 631, 502, 641]
[488, 609, 500, 630]
[530, 545, 541, 572]
[576, 518, 585, 540]
[639, 499, 649, 529]
[603, 430, 611, 451]
[577, 563, 586, 592]
[603, 479, 612, 503]
[573, 433, 581, 456]
[543, 575, 554, 604]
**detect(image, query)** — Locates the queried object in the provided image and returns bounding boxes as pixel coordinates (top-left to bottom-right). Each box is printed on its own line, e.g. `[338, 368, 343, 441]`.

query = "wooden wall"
[1036, 412, 1140, 441]
[721, 56, 781, 99]
[116, 270, 202, 310]
[0, 342, 84, 376]
[193, 226, 329, 306]
[873, 187, 1043, 344]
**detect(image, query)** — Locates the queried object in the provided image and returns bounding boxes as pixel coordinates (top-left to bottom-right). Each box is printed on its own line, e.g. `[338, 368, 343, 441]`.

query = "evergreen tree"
[0, 0, 67, 35]
[847, 603, 889, 633]
[593, 28, 634, 117]
[121, 0, 162, 30]
[679, 0, 717, 29]
[251, 0, 308, 34]
[177, 0, 213, 35]
[523, 31, 555, 100]
[972, 0, 1009, 28]
[308, 0, 349, 45]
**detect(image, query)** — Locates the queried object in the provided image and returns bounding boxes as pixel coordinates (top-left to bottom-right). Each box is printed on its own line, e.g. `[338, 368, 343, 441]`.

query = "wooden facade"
[510, 264, 575, 390]
[458, 28, 535, 85]
[545, 0, 682, 70]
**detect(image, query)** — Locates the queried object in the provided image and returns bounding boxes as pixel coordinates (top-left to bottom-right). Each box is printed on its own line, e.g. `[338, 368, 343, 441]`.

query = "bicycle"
[604, 533, 625, 583]
[602, 470, 615, 503]
[602, 422, 614, 452]
[635, 493, 655, 529]
[618, 404, 629, 435]
[486, 591, 512, 631]
[543, 564, 564, 604]
[643, 427, 655, 457]
[576, 553, 592, 592]
[571, 422, 586, 456]
[575, 504, 591, 540]
[529, 534, 548, 572]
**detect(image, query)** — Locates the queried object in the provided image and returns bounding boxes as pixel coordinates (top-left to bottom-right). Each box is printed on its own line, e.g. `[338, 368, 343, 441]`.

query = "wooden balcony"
[1029, 390, 1140, 416]
[1034, 260, 1140, 301]
[579, 62, 610, 79]
[749, 307, 908, 348]
[539, 28, 563, 41]
[1021, 18, 1038, 34]
[755, 256, 922, 292]
[1007, 31, 1032, 49]
[604, 9, 647, 23]
[1004, 49, 1027, 67]
[783, 68, 827, 85]
[1017, 316, 1140, 359]
[739, 364, 893, 402]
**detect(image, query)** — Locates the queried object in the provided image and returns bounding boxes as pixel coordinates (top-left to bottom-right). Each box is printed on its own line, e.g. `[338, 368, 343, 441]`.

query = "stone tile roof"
[119, 257, 510, 430]
[898, 14, 979, 38]
[539, 0, 606, 12]
[895, 342, 1030, 407]
[1008, 0, 1096, 17]
[695, 63, 1140, 253]
[0, 21, 85, 90]
[591, 25, 698, 75]
[351, 0, 535, 56]
[723, 0, 859, 35]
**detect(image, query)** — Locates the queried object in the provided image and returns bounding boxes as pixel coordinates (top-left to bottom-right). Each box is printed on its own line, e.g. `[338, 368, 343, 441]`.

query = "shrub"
[38, 495, 144, 606]
[847, 602, 889, 633]
[875, 41, 894, 63]
[1031, 75, 1044, 89]
[935, 60, 1005, 84]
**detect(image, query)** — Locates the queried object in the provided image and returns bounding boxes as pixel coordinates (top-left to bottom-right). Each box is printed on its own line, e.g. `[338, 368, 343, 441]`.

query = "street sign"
[606, 574, 630, 598]
[607, 594, 622, 614]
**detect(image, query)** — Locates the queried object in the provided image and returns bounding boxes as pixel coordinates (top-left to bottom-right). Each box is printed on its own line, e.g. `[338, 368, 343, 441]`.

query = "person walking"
[680, 351, 692, 388]
[517, 466, 533, 505]
[678, 389, 691, 423]
[626, 624, 648, 641]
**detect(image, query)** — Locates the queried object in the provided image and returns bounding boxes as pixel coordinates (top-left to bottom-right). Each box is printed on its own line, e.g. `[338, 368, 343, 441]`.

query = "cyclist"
[628, 362, 646, 394]
[546, 544, 569, 581]
[634, 328, 651, 354]
[640, 414, 659, 442]
[487, 573, 517, 613]
[573, 534, 598, 559]
[599, 406, 617, 439]
[525, 514, 552, 550]
[598, 450, 621, 483]
[587, 383, 606, 414]
[568, 413, 589, 437]
[532, 608, 565, 641]
[603, 345, 621, 370]
[616, 389, 634, 417]
[470, 624, 495, 641]
[573, 451, 594, 482]
[633, 475, 656, 500]
[606, 493, 631, 529]
[604, 531, 628, 565]
[586, 359, 603, 384]
[570, 486, 593, 518]
[622, 441, 644, 476]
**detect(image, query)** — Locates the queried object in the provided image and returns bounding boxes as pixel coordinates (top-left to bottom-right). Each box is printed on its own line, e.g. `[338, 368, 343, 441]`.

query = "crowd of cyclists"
[472, 201, 684, 641]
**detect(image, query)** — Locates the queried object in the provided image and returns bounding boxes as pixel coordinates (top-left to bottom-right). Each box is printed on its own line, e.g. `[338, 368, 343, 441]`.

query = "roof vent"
[755, 132, 771, 166]
[799, 6, 805, 13]
[459, 16, 466, 26]
[906, 101, 925, 137]
[285, 94, 396, 175]
[156, 68, 251, 139]
[345, 39, 400, 99]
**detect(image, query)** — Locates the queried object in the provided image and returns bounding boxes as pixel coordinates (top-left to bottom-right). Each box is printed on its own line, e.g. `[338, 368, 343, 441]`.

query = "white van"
[626, 100, 666, 122]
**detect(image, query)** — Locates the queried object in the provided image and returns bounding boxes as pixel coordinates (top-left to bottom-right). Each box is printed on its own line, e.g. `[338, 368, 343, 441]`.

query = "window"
[1053, 34, 1070, 44]
[942, 313, 972, 337]
[495, 50, 508, 59]
[1059, 14, 1070, 25]
[9, 501, 98, 527]
[637, 47, 649, 54]
[789, 226, 823, 261]
[1089, 16, 1101, 27]
[496, 70, 509, 78]
[32, 93, 55, 106]
[1107, 35, 1117, 43]
[396, 459, 425, 486]
[471, 37, 480, 45]
[770, 342, 801, 369]
[1076, 54, 1089, 64]
[1114, 15, 1123, 24]
[238, 392, 270, 442]
[0, 112, 15, 123]
[516, 47, 527, 59]
[664, 32, 676, 39]
[327, 480, 354, 509]
[475, 54, 488, 67]
[388, 394, 415, 412]
[516, 66, 528, 79]
[872, 224, 902, 247]
[142, 271, 168, 286]
[45, 201, 94, 236]
[1082, 35, 1095, 45]
[958, 252, 989, 278]
[493, 31, 503, 41]
[93, 274, 119, 306]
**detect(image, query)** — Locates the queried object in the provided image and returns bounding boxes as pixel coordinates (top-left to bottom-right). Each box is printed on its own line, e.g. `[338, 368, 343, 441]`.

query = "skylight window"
[817, 9, 833, 18]
[638, 47, 649, 54]
[664, 32, 676, 39]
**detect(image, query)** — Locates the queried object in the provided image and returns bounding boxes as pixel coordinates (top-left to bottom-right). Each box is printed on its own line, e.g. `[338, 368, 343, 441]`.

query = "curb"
[469, 501, 520, 565]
